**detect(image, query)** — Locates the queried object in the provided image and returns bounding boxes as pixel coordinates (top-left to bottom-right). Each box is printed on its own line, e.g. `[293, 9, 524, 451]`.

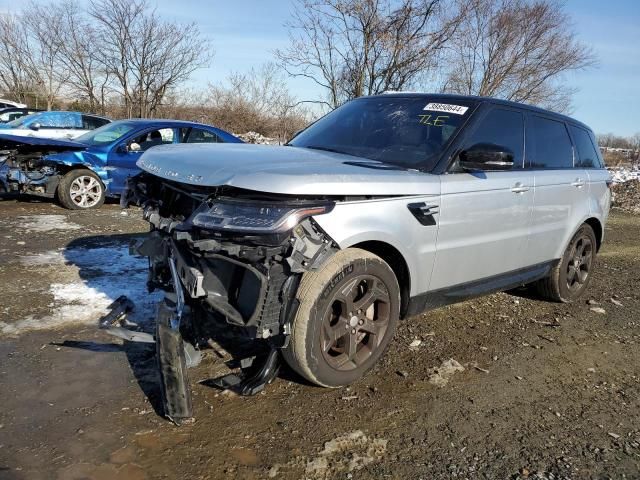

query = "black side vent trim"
[407, 202, 439, 226]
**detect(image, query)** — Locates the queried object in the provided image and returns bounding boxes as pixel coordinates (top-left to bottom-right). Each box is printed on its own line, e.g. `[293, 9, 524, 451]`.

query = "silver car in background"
[117, 93, 611, 422]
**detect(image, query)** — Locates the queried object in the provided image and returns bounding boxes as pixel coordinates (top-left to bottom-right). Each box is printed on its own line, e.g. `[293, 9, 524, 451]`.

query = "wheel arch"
[350, 240, 412, 319]
[584, 217, 603, 252]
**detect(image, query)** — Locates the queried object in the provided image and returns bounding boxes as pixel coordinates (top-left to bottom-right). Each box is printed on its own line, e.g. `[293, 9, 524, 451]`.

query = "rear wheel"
[536, 224, 597, 302]
[282, 248, 400, 387]
[57, 169, 105, 210]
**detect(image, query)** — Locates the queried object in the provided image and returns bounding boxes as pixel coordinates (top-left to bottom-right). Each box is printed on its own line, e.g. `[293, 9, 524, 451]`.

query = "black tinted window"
[289, 97, 476, 170]
[570, 125, 600, 168]
[462, 108, 524, 168]
[82, 115, 109, 130]
[183, 128, 221, 143]
[529, 116, 573, 169]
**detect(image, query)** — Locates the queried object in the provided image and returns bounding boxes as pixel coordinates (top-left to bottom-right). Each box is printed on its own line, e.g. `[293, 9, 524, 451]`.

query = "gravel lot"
[0, 197, 639, 480]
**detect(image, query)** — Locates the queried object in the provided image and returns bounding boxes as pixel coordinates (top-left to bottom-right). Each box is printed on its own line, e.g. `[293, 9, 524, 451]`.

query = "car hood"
[0, 133, 87, 152]
[137, 144, 439, 196]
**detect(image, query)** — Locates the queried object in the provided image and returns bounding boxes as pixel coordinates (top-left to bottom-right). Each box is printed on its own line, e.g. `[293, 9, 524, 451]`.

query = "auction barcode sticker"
[423, 103, 468, 115]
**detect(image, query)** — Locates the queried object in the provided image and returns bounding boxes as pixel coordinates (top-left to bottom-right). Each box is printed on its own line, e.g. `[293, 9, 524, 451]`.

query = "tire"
[536, 224, 597, 302]
[57, 169, 105, 210]
[282, 248, 400, 387]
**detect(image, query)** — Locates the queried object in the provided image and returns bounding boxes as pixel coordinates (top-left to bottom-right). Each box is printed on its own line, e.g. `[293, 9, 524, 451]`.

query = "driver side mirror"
[459, 143, 514, 171]
[116, 143, 128, 153]
[29, 122, 41, 131]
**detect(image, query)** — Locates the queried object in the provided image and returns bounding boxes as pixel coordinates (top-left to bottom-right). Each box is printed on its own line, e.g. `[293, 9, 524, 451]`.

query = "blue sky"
[1, 0, 638, 135]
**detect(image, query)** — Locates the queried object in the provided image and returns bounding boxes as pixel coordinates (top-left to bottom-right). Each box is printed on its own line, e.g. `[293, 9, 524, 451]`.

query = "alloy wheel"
[321, 275, 391, 371]
[69, 175, 102, 208]
[566, 235, 593, 291]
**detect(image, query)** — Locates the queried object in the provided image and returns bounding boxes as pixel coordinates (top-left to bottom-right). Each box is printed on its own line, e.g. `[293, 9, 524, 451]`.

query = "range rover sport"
[115, 93, 611, 422]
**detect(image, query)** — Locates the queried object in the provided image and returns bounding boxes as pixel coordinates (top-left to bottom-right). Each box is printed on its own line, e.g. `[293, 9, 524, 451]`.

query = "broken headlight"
[189, 200, 334, 233]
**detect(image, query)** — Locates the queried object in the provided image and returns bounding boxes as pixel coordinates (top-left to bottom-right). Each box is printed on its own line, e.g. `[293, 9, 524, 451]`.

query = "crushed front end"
[0, 134, 88, 197]
[123, 173, 338, 423]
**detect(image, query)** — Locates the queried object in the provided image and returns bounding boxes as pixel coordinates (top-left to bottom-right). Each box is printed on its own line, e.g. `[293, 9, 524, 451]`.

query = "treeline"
[597, 133, 640, 151]
[1, 0, 600, 141]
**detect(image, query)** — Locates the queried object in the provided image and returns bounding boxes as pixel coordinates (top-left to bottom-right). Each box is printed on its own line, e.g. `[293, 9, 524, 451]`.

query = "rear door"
[527, 115, 587, 264]
[431, 106, 533, 290]
[569, 124, 611, 232]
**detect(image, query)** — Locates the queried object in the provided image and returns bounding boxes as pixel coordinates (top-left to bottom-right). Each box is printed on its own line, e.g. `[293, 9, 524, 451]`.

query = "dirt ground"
[0, 197, 639, 480]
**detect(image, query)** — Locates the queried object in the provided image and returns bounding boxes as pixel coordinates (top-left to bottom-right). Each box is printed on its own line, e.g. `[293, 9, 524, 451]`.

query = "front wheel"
[536, 224, 597, 302]
[57, 169, 105, 210]
[282, 248, 400, 387]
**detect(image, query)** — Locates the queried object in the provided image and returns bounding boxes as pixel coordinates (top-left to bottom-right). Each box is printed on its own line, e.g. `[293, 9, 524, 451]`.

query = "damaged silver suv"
[117, 94, 610, 422]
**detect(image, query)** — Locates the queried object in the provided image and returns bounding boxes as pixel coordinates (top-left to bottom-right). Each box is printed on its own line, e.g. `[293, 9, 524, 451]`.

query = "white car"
[0, 98, 26, 109]
[0, 111, 110, 140]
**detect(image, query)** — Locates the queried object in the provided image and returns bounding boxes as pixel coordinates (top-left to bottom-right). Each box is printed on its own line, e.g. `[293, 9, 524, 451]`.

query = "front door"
[107, 127, 177, 194]
[430, 107, 533, 290]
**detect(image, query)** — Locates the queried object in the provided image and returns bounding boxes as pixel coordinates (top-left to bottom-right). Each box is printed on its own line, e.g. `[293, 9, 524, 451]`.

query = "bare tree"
[0, 14, 33, 103]
[441, 0, 596, 112]
[88, 0, 212, 118]
[23, 2, 73, 110]
[49, 1, 111, 114]
[276, 0, 464, 108]
[205, 63, 309, 142]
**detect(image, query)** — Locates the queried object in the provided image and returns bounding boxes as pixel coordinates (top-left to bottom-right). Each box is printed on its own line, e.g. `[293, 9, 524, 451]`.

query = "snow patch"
[15, 214, 81, 232]
[428, 358, 465, 387]
[269, 430, 387, 479]
[1, 245, 161, 335]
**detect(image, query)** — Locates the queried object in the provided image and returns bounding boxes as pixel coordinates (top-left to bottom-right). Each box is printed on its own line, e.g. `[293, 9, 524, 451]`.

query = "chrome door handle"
[571, 179, 585, 188]
[511, 183, 530, 193]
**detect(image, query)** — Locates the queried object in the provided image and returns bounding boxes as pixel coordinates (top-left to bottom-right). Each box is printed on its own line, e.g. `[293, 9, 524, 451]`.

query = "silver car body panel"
[312, 192, 440, 297]
[136, 128, 611, 300]
[429, 170, 535, 290]
[137, 144, 439, 196]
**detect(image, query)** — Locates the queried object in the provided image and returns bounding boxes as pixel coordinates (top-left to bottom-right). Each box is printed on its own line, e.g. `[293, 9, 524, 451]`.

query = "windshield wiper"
[304, 145, 348, 155]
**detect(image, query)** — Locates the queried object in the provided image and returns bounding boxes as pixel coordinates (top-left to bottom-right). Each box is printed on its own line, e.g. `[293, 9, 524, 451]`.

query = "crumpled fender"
[43, 151, 110, 186]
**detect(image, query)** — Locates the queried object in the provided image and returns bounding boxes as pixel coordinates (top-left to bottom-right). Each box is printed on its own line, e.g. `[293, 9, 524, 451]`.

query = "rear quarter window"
[569, 125, 602, 168]
[528, 115, 574, 169]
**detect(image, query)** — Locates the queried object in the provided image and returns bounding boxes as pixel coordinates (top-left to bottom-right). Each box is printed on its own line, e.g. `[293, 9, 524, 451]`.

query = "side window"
[184, 128, 221, 144]
[528, 116, 573, 169]
[37, 112, 81, 129]
[462, 108, 525, 168]
[82, 115, 109, 130]
[570, 125, 601, 168]
[129, 128, 175, 152]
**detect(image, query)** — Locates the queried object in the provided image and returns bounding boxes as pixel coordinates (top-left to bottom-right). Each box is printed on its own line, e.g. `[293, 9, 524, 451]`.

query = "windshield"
[289, 96, 476, 170]
[7, 112, 40, 128]
[75, 122, 136, 146]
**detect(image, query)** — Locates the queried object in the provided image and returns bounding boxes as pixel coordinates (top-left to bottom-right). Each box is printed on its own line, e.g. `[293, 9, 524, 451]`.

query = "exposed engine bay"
[118, 173, 343, 423]
[0, 135, 86, 196]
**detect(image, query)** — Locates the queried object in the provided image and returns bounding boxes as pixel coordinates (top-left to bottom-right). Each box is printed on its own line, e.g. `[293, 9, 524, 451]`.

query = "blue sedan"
[0, 119, 242, 209]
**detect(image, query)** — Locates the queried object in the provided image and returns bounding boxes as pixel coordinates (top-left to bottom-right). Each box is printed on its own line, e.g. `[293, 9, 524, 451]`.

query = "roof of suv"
[370, 92, 592, 132]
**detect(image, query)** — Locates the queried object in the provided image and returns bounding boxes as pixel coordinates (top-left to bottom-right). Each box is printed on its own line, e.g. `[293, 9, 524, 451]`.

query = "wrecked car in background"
[0, 98, 27, 109]
[116, 93, 610, 424]
[0, 107, 43, 124]
[0, 120, 242, 209]
[0, 110, 111, 139]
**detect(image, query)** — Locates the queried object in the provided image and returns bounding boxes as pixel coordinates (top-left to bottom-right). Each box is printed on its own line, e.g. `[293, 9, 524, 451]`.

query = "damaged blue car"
[0, 119, 242, 209]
